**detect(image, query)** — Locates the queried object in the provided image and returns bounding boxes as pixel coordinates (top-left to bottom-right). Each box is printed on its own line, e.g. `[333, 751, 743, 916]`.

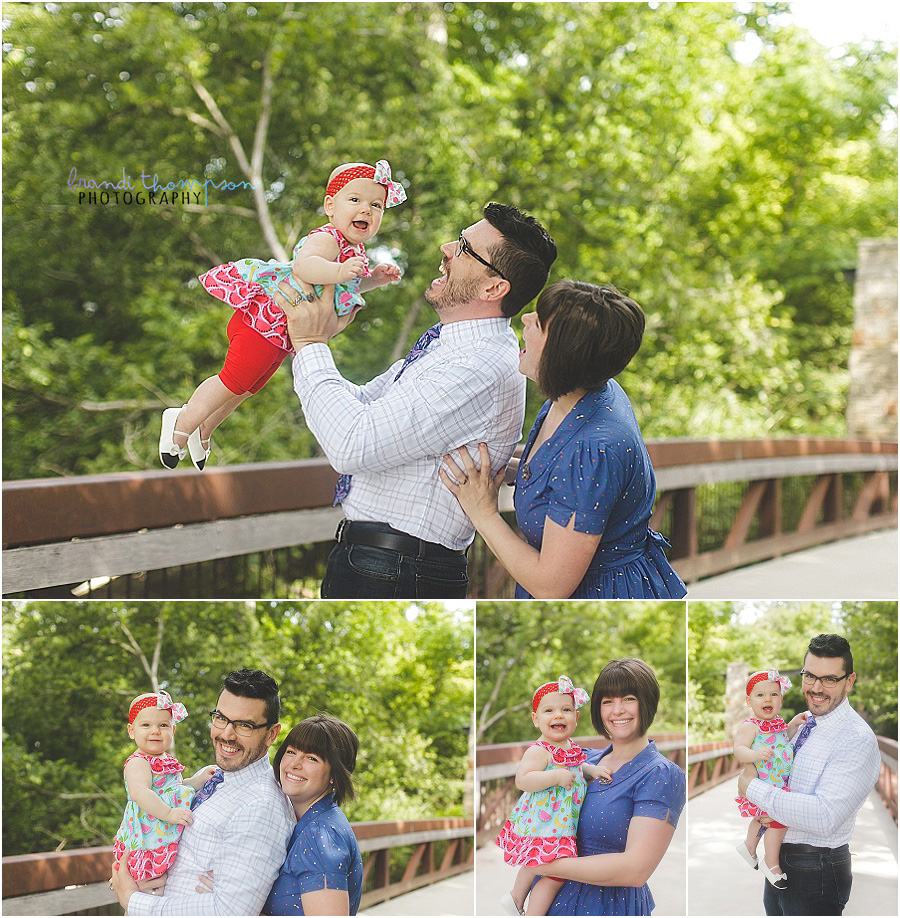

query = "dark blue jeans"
[320, 540, 469, 599]
[763, 844, 852, 916]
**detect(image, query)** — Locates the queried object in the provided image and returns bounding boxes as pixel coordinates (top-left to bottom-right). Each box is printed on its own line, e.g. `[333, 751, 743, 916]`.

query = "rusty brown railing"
[3, 438, 895, 597]
[0, 817, 473, 916]
[475, 734, 685, 846]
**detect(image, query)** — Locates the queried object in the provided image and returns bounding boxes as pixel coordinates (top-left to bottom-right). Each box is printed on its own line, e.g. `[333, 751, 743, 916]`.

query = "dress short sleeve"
[544, 440, 618, 535]
[631, 759, 686, 827]
[282, 820, 354, 895]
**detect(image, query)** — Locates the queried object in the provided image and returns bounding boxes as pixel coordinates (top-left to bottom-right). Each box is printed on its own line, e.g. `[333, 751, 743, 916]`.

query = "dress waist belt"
[584, 530, 672, 572]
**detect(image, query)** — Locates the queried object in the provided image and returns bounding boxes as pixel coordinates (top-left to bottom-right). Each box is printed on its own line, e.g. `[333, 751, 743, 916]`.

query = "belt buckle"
[335, 518, 349, 542]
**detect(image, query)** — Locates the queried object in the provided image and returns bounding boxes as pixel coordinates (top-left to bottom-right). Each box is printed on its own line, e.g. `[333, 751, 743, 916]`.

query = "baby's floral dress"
[198, 224, 370, 352]
[496, 740, 587, 866]
[113, 750, 195, 880]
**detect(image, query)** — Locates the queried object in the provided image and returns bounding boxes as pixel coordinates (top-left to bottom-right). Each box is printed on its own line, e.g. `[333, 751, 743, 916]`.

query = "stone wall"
[846, 238, 898, 439]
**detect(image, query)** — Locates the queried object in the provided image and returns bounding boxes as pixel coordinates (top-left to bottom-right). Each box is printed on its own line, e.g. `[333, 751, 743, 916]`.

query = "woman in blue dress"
[441, 279, 687, 599]
[531, 658, 686, 916]
[262, 715, 363, 916]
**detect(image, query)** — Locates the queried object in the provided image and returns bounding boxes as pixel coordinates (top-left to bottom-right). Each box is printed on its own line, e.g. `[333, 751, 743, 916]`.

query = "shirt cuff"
[292, 343, 336, 398]
[126, 891, 158, 916]
[745, 777, 773, 812]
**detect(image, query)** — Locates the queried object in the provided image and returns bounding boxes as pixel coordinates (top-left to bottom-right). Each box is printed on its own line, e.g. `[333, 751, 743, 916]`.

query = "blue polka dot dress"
[547, 741, 686, 916]
[262, 794, 362, 915]
[513, 382, 687, 598]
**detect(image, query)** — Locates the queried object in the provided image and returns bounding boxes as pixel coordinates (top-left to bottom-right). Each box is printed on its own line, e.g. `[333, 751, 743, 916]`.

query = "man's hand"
[272, 279, 358, 351]
[111, 852, 140, 911]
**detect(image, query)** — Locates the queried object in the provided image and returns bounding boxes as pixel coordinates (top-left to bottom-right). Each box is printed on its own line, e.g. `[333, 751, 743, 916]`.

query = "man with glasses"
[737, 634, 880, 916]
[113, 669, 294, 915]
[279, 201, 557, 598]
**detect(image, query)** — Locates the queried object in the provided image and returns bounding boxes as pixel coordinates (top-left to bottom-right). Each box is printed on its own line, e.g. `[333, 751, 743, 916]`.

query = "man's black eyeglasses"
[457, 233, 507, 280]
[209, 710, 275, 736]
[799, 671, 851, 687]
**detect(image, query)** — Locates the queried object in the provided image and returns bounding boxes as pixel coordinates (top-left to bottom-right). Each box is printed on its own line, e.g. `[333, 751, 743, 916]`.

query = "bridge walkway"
[687, 778, 897, 915]
[687, 529, 897, 599]
[362, 869, 473, 915]
[474, 805, 686, 916]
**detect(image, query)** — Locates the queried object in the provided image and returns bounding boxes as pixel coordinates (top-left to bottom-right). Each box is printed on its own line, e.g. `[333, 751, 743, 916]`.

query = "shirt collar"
[439, 316, 511, 346]
[807, 697, 851, 729]
[219, 753, 272, 786]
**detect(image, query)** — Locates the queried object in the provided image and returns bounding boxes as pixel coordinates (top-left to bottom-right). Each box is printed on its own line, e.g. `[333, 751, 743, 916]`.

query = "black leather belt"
[335, 520, 465, 560]
[782, 843, 849, 856]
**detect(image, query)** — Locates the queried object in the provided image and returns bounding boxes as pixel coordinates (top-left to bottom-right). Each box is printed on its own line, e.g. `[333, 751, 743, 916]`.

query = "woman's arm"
[733, 721, 768, 764]
[123, 759, 193, 826]
[300, 888, 350, 915]
[440, 443, 601, 598]
[531, 816, 675, 888]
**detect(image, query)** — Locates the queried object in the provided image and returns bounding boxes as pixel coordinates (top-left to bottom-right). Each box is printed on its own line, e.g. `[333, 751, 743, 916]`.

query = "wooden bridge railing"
[0, 817, 474, 916]
[475, 734, 685, 846]
[686, 736, 898, 823]
[3, 438, 896, 597]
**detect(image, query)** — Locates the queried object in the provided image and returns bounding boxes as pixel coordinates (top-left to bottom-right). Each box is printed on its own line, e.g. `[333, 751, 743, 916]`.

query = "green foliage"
[1, 600, 473, 854]
[687, 601, 897, 742]
[476, 601, 685, 744]
[3, 3, 896, 478]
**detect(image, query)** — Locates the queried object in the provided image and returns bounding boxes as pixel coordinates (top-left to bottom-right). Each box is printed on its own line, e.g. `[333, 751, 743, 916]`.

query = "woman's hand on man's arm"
[440, 444, 601, 598]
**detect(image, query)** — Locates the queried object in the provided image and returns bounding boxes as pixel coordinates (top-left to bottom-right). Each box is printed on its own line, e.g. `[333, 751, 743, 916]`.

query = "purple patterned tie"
[792, 715, 816, 755]
[332, 324, 442, 506]
[189, 768, 224, 810]
[784, 716, 816, 788]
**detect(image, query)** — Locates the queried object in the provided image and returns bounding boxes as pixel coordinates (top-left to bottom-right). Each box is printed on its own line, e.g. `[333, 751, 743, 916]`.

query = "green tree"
[687, 601, 897, 742]
[2, 600, 473, 854]
[3, 3, 896, 479]
[476, 601, 685, 744]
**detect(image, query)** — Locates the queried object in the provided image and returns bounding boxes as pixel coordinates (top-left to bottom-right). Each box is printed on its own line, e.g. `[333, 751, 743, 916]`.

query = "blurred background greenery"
[1, 600, 473, 855]
[688, 600, 898, 741]
[3, 2, 896, 479]
[475, 600, 686, 744]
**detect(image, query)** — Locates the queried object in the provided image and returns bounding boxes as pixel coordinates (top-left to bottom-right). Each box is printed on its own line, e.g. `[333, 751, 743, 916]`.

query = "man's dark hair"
[536, 280, 645, 400]
[483, 202, 557, 317]
[807, 634, 854, 675]
[222, 669, 280, 725]
[272, 714, 359, 807]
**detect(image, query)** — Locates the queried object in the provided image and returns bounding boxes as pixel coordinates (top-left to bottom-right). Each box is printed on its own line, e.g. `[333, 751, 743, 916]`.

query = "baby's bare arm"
[293, 233, 358, 285]
[582, 763, 612, 782]
[734, 721, 770, 763]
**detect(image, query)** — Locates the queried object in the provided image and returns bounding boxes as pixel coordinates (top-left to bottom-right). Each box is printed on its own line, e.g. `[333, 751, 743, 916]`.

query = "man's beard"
[424, 272, 482, 316]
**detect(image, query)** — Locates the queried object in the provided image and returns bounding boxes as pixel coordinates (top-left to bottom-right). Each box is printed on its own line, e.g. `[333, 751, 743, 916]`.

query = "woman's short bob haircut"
[272, 714, 358, 807]
[590, 658, 660, 739]
[535, 280, 645, 401]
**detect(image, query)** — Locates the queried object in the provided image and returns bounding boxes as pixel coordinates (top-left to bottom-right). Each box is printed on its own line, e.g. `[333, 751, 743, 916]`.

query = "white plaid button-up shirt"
[127, 755, 294, 916]
[292, 316, 526, 549]
[746, 698, 880, 847]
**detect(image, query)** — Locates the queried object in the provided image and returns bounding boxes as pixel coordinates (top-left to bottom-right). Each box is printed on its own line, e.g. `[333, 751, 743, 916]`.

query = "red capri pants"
[219, 312, 291, 395]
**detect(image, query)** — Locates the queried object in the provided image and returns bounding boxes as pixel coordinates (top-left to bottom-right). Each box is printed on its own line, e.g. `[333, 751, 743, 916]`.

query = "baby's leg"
[509, 867, 534, 913]
[173, 376, 242, 448]
[744, 816, 763, 856]
[525, 877, 564, 916]
[197, 391, 251, 441]
[762, 825, 787, 872]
